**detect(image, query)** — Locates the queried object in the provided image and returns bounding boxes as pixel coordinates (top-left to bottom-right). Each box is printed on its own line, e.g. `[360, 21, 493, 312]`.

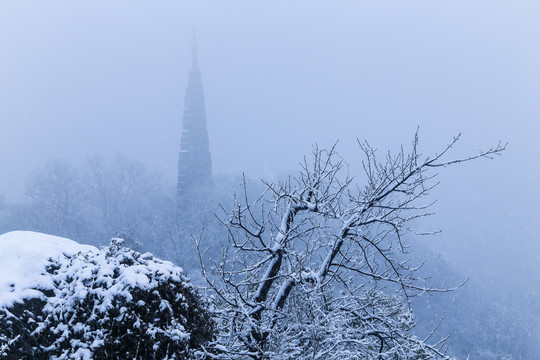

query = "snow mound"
[0, 231, 97, 308]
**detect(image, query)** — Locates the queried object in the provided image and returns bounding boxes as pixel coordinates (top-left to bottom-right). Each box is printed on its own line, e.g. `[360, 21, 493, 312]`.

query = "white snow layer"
[0, 231, 97, 308]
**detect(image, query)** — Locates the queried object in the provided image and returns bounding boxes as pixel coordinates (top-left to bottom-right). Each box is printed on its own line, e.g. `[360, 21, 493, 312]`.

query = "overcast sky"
[1, 1, 539, 295]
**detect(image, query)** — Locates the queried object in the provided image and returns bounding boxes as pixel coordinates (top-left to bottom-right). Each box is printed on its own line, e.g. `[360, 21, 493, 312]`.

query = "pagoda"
[177, 36, 212, 204]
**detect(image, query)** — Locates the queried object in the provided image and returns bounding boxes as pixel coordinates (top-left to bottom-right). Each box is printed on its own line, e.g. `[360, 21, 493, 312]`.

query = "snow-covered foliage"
[199, 137, 504, 359]
[0, 231, 214, 359]
[213, 287, 441, 360]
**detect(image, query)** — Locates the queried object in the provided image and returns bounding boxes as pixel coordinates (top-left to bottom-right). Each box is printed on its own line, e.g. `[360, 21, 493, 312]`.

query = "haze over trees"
[0, 50, 535, 357]
[3, 135, 534, 359]
[1, 2, 539, 358]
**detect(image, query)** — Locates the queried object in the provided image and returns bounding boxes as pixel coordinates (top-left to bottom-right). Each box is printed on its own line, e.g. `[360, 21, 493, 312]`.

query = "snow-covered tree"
[15, 155, 172, 250]
[83, 155, 166, 244]
[198, 134, 504, 359]
[24, 159, 86, 239]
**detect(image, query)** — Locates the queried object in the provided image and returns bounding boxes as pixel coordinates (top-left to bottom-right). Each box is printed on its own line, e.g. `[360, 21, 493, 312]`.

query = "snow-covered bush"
[0, 232, 214, 359]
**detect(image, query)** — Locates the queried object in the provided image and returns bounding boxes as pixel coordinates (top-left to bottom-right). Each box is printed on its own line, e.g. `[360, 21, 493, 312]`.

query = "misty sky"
[1, 1, 539, 295]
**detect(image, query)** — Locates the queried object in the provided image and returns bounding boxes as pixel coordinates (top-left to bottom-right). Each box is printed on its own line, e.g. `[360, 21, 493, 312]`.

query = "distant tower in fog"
[177, 35, 212, 204]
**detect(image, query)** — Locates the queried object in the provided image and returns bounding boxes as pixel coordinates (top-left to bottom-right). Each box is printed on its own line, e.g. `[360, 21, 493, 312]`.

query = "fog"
[1, 1, 539, 356]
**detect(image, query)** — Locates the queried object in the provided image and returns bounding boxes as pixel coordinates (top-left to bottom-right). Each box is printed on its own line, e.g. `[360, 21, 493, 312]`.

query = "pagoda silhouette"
[177, 35, 212, 206]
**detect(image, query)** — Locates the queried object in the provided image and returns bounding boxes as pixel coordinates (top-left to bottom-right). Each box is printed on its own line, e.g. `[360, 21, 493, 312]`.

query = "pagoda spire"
[191, 29, 198, 69]
[177, 35, 212, 205]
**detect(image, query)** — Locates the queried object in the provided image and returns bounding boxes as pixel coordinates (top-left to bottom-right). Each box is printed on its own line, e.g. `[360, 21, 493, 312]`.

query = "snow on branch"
[198, 134, 503, 360]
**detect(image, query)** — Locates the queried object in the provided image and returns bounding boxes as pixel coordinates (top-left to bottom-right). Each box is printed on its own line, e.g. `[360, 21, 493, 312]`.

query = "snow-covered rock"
[0, 231, 214, 359]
